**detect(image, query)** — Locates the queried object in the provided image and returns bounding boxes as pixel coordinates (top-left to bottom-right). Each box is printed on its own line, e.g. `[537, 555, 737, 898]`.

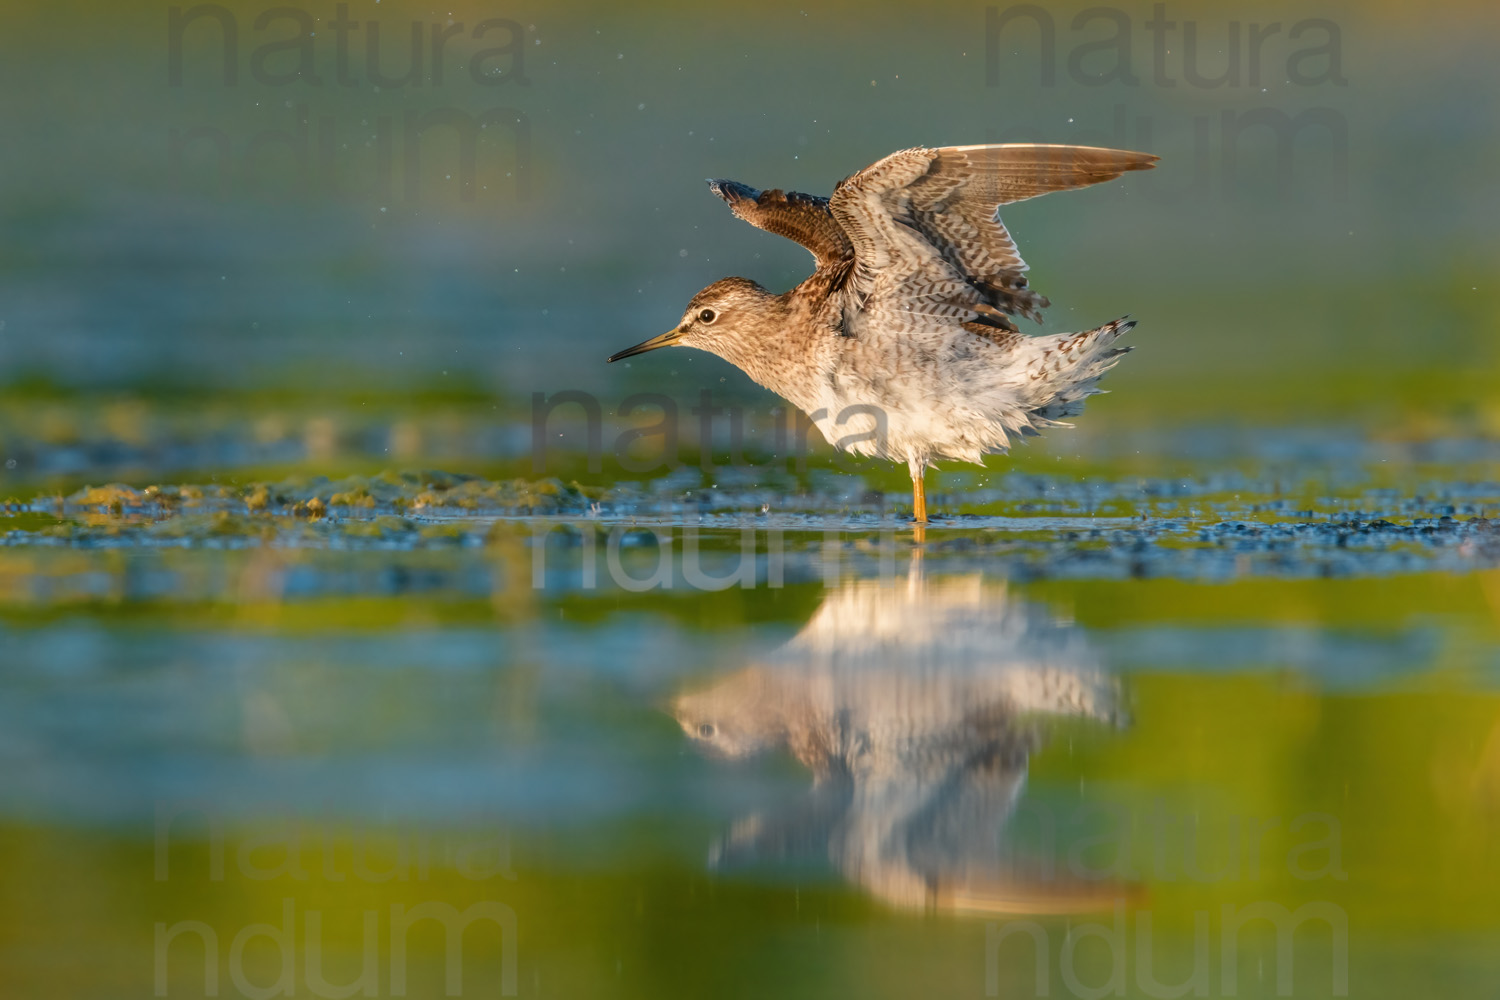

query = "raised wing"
[828, 144, 1158, 332]
[708, 179, 853, 268]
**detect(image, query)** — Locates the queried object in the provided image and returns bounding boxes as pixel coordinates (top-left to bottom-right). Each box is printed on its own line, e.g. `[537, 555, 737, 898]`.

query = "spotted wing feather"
[708, 179, 853, 268]
[828, 144, 1158, 332]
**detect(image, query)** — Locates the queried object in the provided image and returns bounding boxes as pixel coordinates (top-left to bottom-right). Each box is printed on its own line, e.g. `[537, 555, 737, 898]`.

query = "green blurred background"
[2, 3, 1499, 998]
[2, 0, 1496, 448]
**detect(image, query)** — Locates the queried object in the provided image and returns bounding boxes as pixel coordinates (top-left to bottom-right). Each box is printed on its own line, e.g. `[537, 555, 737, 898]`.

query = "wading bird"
[608, 144, 1157, 522]
[673, 570, 1131, 914]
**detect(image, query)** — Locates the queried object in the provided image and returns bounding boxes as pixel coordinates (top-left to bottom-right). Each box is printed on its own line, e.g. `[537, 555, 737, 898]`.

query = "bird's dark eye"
[698, 723, 716, 738]
[698, 309, 717, 324]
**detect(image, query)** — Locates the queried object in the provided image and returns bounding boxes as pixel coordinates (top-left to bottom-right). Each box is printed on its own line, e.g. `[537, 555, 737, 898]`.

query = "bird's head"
[671, 670, 785, 760]
[608, 277, 776, 364]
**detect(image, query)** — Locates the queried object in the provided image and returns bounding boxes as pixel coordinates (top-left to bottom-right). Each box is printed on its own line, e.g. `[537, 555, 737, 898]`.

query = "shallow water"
[5, 0, 1500, 990]
[2, 443, 1498, 998]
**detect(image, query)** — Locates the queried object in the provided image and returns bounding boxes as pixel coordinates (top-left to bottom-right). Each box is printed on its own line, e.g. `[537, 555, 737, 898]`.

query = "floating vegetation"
[0, 466, 1493, 589]
[27, 471, 602, 520]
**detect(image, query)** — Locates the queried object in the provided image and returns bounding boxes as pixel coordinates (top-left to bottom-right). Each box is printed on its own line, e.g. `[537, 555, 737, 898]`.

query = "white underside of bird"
[800, 317, 1135, 480]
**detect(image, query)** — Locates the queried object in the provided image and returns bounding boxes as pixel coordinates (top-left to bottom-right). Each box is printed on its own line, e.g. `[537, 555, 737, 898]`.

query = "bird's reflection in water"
[675, 563, 1131, 915]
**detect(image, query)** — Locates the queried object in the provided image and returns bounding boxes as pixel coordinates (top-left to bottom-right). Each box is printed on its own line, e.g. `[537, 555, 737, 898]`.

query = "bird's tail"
[1015, 317, 1135, 428]
[935, 876, 1146, 917]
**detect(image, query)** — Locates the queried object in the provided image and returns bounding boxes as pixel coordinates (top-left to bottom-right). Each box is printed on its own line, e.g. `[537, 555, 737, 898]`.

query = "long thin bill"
[607, 330, 680, 363]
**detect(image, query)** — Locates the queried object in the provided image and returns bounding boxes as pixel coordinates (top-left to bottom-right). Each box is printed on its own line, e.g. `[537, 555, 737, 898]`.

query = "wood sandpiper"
[608, 143, 1158, 523]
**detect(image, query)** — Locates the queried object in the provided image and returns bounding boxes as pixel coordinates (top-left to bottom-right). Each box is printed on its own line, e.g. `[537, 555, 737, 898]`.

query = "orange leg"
[912, 470, 928, 524]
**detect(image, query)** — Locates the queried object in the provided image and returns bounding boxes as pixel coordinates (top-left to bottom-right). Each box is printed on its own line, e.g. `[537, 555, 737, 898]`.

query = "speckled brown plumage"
[609, 143, 1158, 521]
